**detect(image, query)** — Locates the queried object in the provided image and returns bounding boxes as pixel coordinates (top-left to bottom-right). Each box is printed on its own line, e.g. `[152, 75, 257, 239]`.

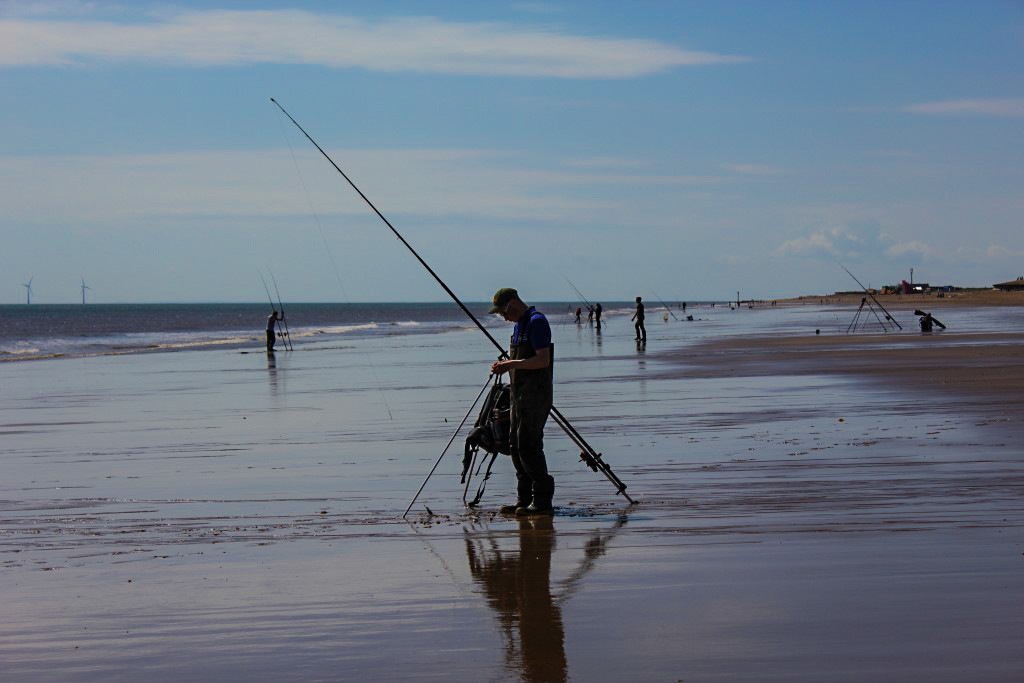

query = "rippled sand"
[2, 307, 1023, 681]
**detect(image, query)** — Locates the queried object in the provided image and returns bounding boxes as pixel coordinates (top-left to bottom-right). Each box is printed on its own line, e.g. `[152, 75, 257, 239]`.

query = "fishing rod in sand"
[258, 270, 288, 347]
[839, 264, 903, 331]
[267, 268, 294, 351]
[651, 290, 681, 321]
[271, 98, 635, 510]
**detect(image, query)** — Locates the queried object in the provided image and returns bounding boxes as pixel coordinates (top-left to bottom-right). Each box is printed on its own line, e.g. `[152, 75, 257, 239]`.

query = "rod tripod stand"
[846, 296, 896, 334]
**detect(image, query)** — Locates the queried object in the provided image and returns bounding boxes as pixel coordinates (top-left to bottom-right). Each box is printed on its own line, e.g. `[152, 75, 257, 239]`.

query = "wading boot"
[515, 478, 554, 516]
[515, 501, 554, 516]
[501, 480, 533, 515]
[499, 500, 529, 515]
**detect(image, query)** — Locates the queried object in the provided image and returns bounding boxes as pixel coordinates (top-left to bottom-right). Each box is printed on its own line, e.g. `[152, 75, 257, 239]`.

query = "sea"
[3, 300, 1022, 362]
[0, 300, 711, 361]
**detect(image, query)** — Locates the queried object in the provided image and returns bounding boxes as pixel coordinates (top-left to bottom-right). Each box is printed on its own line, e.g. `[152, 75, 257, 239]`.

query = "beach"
[2, 302, 1023, 681]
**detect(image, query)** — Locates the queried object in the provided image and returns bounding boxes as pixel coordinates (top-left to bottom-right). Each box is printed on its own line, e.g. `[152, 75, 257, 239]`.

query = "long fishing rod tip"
[269, 97, 276, 102]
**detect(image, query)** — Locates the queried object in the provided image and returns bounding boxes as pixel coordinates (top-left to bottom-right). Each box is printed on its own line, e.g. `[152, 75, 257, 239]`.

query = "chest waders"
[508, 310, 555, 508]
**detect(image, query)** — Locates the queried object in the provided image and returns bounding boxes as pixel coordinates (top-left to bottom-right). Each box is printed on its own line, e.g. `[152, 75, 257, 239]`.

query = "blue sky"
[1, 1, 1022, 303]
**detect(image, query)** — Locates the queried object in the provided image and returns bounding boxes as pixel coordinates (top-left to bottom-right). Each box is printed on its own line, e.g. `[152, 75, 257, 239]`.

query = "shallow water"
[2, 306, 1023, 680]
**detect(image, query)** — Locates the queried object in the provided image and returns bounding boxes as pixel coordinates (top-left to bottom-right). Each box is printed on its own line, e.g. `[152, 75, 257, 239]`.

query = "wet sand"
[2, 309, 1023, 681]
[662, 331, 1024, 408]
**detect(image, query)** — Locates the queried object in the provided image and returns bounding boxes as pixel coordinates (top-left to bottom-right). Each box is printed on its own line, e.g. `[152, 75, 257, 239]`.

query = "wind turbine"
[21, 277, 33, 305]
[81, 276, 92, 304]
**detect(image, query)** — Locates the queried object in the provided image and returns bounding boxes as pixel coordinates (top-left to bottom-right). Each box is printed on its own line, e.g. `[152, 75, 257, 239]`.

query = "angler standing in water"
[594, 302, 603, 330]
[489, 288, 555, 516]
[266, 310, 283, 353]
[631, 296, 646, 343]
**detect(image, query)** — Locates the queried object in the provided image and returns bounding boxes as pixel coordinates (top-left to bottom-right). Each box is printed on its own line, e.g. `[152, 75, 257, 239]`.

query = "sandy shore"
[777, 288, 1024, 308]
[2, 308, 1023, 681]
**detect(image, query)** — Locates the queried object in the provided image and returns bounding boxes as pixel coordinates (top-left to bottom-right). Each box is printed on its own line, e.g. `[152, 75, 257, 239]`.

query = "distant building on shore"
[993, 277, 1024, 292]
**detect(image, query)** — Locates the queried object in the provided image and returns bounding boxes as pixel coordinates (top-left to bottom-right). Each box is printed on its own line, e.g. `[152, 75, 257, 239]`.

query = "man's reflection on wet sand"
[465, 516, 626, 683]
[266, 353, 279, 395]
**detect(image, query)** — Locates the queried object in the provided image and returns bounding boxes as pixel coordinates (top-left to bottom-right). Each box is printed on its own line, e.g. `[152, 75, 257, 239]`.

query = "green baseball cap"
[488, 287, 518, 314]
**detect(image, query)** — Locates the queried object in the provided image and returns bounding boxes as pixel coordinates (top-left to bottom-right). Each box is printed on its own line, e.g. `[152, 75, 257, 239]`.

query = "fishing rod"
[267, 268, 294, 351]
[564, 275, 603, 326]
[564, 275, 592, 309]
[839, 264, 903, 331]
[404, 374, 495, 518]
[258, 270, 287, 346]
[651, 290, 680, 321]
[272, 98, 634, 506]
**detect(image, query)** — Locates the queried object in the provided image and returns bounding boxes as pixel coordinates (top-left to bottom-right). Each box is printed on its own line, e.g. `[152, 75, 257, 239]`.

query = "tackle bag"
[462, 382, 511, 483]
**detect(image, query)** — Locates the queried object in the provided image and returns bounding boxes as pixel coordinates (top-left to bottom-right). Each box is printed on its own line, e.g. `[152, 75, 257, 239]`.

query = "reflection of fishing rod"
[651, 290, 680, 321]
[273, 98, 634, 506]
[267, 268, 294, 351]
[839, 264, 903, 330]
[258, 270, 287, 345]
[555, 513, 628, 604]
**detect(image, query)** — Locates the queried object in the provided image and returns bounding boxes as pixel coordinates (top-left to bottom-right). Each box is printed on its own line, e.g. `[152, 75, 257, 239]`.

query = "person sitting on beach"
[631, 296, 646, 342]
[266, 310, 283, 352]
[489, 288, 555, 516]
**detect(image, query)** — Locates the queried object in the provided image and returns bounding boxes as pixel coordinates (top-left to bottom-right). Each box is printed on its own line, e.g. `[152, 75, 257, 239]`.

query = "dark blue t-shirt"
[512, 307, 551, 352]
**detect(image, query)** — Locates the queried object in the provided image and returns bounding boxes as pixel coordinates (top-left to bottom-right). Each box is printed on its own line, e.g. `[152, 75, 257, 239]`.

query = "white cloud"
[885, 240, 942, 260]
[986, 244, 1024, 258]
[0, 148, 717, 226]
[776, 225, 876, 258]
[777, 219, 953, 264]
[560, 156, 647, 169]
[720, 163, 783, 176]
[903, 98, 1024, 117]
[510, 2, 565, 15]
[0, 9, 747, 77]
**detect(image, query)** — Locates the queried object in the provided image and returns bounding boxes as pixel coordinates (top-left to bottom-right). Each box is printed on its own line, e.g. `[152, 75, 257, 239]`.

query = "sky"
[1, 0, 1022, 303]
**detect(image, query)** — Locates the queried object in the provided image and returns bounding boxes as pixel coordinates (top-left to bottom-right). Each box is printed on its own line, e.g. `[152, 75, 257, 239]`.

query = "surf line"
[271, 97, 634, 507]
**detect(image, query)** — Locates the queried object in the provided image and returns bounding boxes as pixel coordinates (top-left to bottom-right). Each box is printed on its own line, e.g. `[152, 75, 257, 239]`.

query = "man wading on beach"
[489, 288, 556, 516]
[632, 296, 646, 343]
[266, 310, 283, 353]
